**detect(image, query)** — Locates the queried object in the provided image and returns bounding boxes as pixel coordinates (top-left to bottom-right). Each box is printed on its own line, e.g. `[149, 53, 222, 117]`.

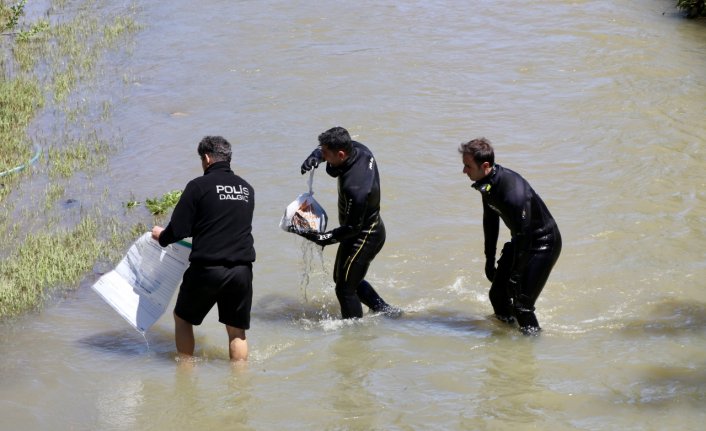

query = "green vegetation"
[0, 78, 43, 181]
[0, 216, 103, 317]
[677, 0, 706, 17]
[0, 0, 25, 31]
[47, 133, 110, 178]
[145, 190, 183, 215]
[0, 0, 143, 319]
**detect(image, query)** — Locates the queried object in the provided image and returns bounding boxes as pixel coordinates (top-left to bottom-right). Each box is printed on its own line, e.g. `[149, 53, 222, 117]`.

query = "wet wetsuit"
[472, 164, 561, 332]
[313, 141, 390, 318]
[158, 161, 255, 328]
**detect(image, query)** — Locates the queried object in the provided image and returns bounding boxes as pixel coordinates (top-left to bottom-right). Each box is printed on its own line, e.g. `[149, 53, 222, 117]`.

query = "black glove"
[300, 148, 323, 174]
[299, 230, 337, 247]
[484, 258, 496, 282]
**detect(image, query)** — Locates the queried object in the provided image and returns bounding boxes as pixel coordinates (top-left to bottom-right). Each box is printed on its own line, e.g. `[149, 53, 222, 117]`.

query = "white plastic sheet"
[92, 232, 191, 332]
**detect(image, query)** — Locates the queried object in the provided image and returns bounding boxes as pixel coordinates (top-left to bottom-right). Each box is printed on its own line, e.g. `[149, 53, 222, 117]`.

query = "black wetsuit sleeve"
[482, 198, 500, 261]
[158, 180, 199, 247]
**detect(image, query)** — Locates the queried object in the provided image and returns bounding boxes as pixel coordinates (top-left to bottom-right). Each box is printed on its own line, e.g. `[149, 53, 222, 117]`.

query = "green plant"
[17, 19, 49, 42]
[145, 190, 183, 215]
[0, 0, 26, 32]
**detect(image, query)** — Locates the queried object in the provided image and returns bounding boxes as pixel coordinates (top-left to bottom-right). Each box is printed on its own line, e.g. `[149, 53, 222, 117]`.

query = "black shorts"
[174, 263, 252, 329]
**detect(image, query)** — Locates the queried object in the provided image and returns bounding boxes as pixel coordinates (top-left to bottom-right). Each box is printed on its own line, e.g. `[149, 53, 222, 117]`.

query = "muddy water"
[2, 0, 706, 429]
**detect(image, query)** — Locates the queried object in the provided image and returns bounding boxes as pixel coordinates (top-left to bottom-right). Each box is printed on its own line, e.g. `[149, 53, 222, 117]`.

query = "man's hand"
[484, 258, 496, 282]
[151, 226, 164, 241]
[300, 148, 323, 174]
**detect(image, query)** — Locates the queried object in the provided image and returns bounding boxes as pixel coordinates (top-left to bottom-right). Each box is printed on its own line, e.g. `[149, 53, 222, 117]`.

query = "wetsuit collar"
[326, 144, 359, 178]
[471, 164, 499, 193]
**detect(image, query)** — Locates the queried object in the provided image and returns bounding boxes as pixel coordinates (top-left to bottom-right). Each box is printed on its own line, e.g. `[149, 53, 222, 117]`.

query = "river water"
[2, 0, 706, 429]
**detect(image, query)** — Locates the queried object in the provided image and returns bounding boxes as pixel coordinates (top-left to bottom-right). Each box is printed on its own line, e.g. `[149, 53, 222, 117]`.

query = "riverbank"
[0, 0, 143, 318]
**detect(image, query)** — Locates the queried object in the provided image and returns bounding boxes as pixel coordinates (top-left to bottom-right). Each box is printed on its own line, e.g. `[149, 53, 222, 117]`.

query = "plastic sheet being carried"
[280, 170, 328, 234]
[92, 232, 191, 332]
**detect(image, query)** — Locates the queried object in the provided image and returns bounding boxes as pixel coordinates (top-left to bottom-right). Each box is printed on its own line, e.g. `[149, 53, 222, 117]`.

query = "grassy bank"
[0, 0, 142, 319]
[0, 216, 139, 317]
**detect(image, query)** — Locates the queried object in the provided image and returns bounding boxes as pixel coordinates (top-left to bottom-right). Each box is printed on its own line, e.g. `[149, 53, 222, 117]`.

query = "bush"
[677, 0, 706, 17]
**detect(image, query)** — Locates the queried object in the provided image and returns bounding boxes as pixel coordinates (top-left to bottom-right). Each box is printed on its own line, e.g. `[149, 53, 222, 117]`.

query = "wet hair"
[458, 137, 495, 166]
[318, 126, 353, 153]
[197, 135, 232, 163]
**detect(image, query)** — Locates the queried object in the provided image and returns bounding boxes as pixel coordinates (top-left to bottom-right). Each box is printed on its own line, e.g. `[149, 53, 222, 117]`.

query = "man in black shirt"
[297, 127, 397, 319]
[152, 136, 255, 361]
[460, 137, 561, 335]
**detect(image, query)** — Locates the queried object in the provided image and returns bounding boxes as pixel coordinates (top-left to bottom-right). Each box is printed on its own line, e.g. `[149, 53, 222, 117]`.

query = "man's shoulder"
[496, 165, 527, 184]
[352, 140, 373, 155]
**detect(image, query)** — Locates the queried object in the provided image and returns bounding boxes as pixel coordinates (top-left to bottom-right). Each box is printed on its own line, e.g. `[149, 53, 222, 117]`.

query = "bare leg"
[226, 325, 248, 361]
[174, 312, 195, 360]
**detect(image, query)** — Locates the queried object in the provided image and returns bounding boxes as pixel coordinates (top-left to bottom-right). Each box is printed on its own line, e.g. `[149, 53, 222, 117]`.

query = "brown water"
[2, 0, 706, 429]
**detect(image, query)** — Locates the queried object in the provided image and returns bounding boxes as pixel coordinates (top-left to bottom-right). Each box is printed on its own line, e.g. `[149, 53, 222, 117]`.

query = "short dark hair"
[197, 136, 232, 163]
[318, 127, 353, 153]
[458, 137, 494, 166]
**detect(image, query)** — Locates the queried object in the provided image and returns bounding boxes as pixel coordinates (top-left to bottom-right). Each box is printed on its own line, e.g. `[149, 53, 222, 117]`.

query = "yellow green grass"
[1, 0, 142, 319]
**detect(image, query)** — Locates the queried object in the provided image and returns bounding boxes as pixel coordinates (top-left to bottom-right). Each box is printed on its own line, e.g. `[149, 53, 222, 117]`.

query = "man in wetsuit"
[152, 136, 255, 361]
[460, 137, 561, 335]
[297, 126, 397, 319]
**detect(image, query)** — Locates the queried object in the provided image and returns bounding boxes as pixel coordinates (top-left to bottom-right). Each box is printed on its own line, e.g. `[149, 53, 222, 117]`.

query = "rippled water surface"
[2, 0, 706, 429]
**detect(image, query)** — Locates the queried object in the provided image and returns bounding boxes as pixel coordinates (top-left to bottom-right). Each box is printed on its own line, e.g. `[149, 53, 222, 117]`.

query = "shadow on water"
[390, 302, 525, 338]
[256, 292, 516, 337]
[619, 298, 706, 336]
[78, 327, 174, 359]
[630, 364, 706, 406]
[613, 298, 706, 406]
[255, 292, 340, 324]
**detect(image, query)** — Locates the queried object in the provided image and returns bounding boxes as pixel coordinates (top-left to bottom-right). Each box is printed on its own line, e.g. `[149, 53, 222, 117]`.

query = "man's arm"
[482, 199, 500, 281]
[154, 181, 198, 247]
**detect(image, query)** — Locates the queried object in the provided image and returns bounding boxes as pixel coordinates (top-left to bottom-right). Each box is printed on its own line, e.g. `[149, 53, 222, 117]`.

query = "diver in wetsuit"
[459, 137, 561, 335]
[296, 126, 397, 319]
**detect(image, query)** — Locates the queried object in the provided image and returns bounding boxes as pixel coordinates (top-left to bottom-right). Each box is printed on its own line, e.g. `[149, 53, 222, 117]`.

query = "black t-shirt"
[159, 161, 255, 265]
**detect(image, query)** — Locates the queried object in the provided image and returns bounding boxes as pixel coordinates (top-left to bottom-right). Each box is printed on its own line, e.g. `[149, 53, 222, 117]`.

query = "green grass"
[0, 215, 145, 318]
[44, 183, 65, 211]
[47, 133, 110, 178]
[0, 0, 142, 319]
[0, 78, 43, 172]
[0, 216, 103, 317]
